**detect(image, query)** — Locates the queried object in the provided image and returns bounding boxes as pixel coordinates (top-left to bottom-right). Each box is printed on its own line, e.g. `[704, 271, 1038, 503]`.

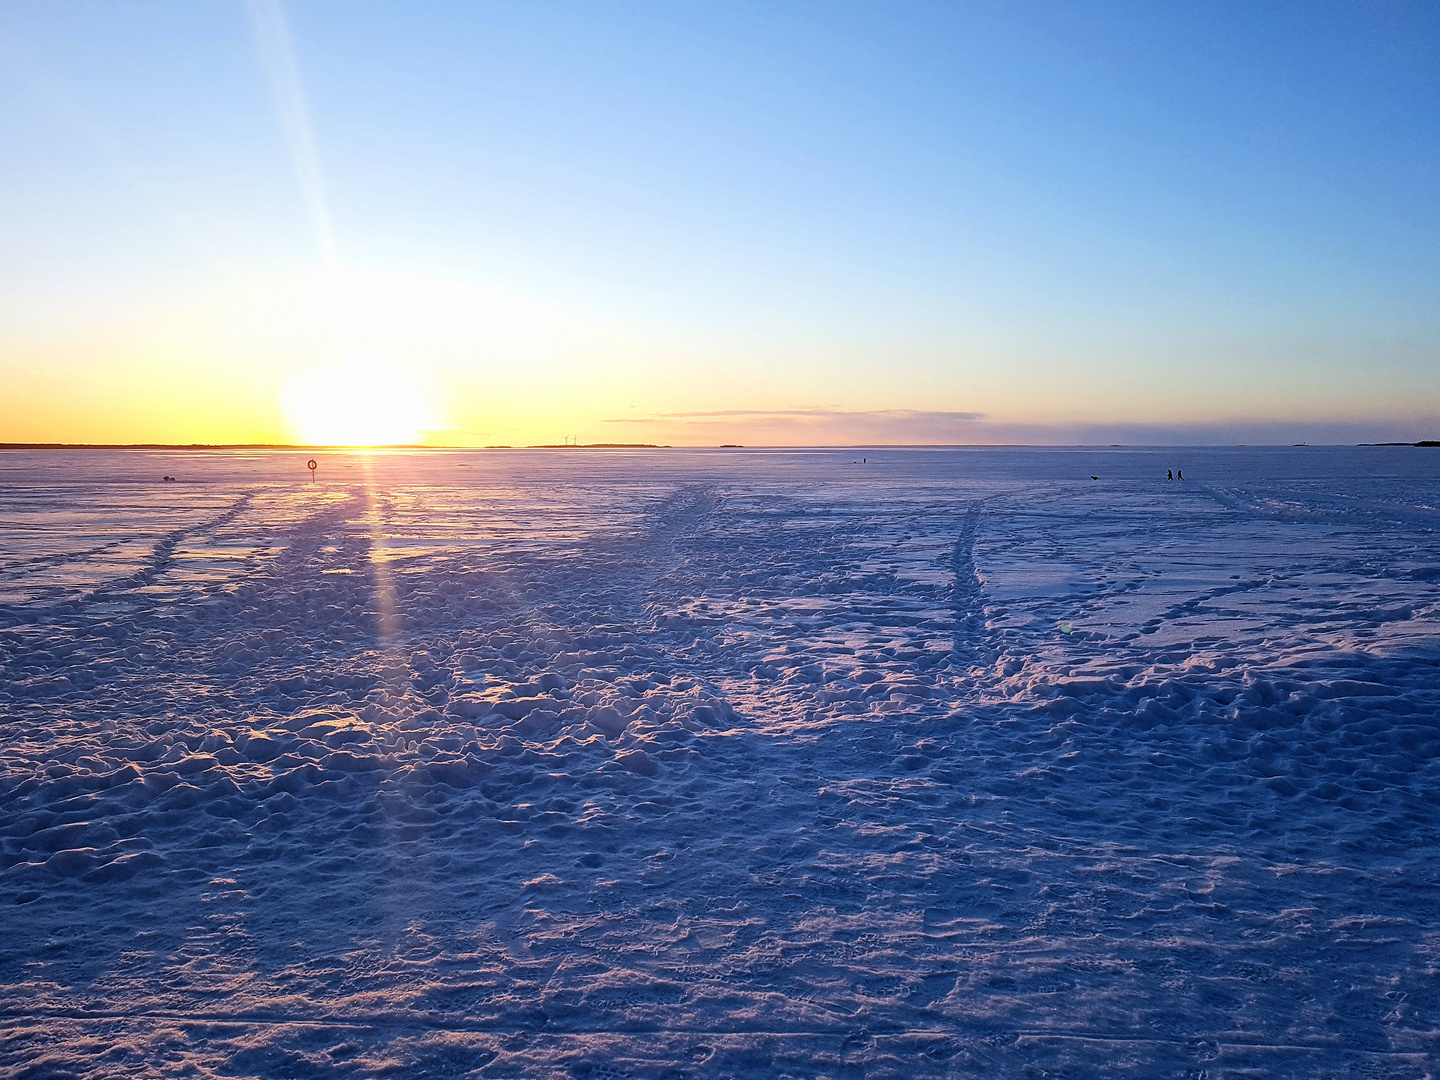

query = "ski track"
[1, 447, 1439, 1078]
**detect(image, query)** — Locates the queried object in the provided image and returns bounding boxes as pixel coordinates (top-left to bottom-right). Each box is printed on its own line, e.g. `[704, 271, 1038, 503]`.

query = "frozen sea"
[2, 445, 1439, 1078]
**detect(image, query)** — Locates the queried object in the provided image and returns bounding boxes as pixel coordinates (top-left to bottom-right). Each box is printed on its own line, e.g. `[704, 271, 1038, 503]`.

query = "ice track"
[2, 446, 1439, 1078]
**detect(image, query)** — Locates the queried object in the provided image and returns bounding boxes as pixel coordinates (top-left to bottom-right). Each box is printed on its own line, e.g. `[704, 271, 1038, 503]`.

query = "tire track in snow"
[949, 500, 996, 677]
[0, 492, 260, 626]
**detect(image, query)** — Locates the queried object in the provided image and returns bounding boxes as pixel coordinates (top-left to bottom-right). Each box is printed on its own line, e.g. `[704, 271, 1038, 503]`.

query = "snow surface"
[2, 445, 1440, 1078]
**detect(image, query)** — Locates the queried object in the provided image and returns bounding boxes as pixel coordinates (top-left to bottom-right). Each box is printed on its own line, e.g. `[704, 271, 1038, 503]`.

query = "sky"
[1, 1, 1437, 446]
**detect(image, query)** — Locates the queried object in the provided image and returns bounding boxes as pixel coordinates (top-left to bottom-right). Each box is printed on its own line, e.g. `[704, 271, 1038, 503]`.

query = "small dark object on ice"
[162, 475, 175, 482]
[1090, 475, 1099, 480]
[1167, 469, 1173, 480]
[1177, 469, 1183, 480]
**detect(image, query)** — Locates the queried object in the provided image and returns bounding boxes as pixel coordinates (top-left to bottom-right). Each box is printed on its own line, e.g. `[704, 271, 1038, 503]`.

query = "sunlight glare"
[281, 364, 432, 445]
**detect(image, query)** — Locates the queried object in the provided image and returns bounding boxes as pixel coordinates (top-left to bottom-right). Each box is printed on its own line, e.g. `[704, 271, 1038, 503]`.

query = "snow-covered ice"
[2, 445, 1439, 1078]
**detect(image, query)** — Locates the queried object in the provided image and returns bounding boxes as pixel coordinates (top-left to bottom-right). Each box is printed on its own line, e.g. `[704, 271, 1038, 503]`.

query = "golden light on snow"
[281, 364, 432, 446]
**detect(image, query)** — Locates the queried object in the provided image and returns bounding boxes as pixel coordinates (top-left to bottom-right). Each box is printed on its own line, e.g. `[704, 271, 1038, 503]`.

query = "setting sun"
[280, 364, 432, 446]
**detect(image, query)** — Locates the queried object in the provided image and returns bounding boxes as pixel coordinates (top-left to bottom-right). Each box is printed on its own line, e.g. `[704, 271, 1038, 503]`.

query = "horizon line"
[3, 441, 1438, 452]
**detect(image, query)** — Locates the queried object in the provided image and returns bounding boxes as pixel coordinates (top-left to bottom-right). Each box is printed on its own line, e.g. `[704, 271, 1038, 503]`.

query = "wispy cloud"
[664, 408, 986, 422]
[605, 408, 986, 424]
[597, 407, 1440, 446]
[598, 407, 997, 444]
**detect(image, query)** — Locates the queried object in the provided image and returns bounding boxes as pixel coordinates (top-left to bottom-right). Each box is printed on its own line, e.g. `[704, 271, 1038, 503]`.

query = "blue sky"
[1, 1, 1437, 444]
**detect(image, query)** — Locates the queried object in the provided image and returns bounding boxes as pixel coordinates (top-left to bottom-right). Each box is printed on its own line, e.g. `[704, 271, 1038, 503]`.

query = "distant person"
[1177, 469, 1183, 480]
[1167, 469, 1173, 480]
